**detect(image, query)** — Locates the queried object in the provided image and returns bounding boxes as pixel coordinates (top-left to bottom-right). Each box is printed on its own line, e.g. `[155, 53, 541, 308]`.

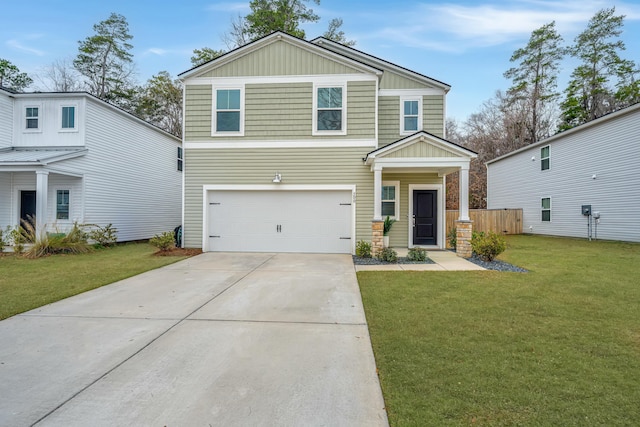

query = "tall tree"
[73, 13, 136, 106]
[190, 47, 226, 67]
[245, 0, 320, 39]
[503, 22, 564, 144]
[37, 58, 83, 92]
[323, 18, 356, 46]
[560, 7, 639, 130]
[136, 71, 182, 137]
[0, 58, 33, 91]
[222, 15, 251, 50]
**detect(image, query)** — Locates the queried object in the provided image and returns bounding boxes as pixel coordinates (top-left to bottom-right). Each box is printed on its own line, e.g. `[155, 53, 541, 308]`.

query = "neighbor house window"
[177, 147, 183, 171]
[26, 107, 39, 129]
[313, 84, 346, 135]
[541, 145, 550, 170]
[213, 87, 243, 134]
[401, 97, 422, 134]
[541, 197, 551, 222]
[382, 181, 400, 219]
[61, 106, 76, 129]
[57, 190, 70, 220]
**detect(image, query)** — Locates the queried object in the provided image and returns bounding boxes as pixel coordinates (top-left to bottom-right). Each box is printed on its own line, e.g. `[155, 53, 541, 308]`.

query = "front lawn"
[359, 235, 640, 426]
[0, 243, 190, 320]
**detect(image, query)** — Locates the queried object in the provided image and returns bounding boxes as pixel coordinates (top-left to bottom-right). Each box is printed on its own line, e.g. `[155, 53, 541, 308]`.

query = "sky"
[2, 0, 640, 123]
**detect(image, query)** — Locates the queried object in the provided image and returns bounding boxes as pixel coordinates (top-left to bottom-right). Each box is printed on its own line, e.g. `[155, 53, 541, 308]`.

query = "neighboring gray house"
[179, 31, 477, 255]
[487, 102, 640, 242]
[0, 88, 182, 241]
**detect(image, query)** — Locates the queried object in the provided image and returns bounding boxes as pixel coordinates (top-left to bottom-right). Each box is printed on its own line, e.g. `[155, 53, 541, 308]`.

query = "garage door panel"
[207, 190, 352, 254]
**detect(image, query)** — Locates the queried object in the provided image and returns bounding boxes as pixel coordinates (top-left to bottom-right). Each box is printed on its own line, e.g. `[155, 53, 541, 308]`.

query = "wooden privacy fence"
[446, 209, 523, 235]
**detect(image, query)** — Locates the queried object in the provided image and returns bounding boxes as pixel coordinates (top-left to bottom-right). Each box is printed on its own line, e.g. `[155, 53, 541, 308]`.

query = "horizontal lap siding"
[378, 95, 445, 147]
[0, 173, 12, 228]
[380, 72, 430, 90]
[185, 85, 213, 140]
[183, 147, 374, 248]
[424, 95, 444, 137]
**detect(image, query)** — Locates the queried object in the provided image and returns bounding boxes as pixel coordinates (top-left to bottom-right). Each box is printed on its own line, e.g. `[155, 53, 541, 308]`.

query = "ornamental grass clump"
[471, 231, 506, 261]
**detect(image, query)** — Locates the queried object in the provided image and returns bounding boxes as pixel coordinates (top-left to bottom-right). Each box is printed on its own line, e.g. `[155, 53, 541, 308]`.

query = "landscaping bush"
[24, 222, 91, 259]
[0, 226, 11, 250]
[447, 227, 457, 249]
[407, 247, 427, 261]
[150, 231, 175, 252]
[87, 223, 118, 248]
[376, 247, 398, 263]
[355, 240, 372, 258]
[471, 231, 506, 261]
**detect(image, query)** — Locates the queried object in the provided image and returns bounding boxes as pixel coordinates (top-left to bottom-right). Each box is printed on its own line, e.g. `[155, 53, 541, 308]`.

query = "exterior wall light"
[272, 172, 282, 183]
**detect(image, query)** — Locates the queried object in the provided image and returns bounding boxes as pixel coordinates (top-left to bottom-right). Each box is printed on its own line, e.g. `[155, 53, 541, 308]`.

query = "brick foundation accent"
[371, 220, 384, 256]
[456, 220, 473, 258]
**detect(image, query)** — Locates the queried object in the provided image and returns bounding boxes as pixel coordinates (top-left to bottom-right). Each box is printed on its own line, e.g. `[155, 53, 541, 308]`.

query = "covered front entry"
[204, 186, 354, 253]
[364, 131, 477, 256]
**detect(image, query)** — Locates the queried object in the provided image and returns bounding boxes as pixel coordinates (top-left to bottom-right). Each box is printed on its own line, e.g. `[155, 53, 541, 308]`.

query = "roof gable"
[365, 132, 476, 164]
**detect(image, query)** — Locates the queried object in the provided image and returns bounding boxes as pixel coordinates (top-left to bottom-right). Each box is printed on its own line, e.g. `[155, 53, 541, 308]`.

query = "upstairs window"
[381, 181, 399, 219]
[26, 107, 39, 130]
[56, 190, 70, 220]
[541, 146, 550, 170]
[177, 147, 183, 171]
[401, 97, 422, 134]
[313, 84, 346, 135]
[213, 87, 243, 134]
[541, 197, 551, 222]
[61, 106, 76, 129]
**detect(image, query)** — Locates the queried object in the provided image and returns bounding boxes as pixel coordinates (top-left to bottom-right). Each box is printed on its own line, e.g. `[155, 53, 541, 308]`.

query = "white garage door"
[206, 190, 353, 253]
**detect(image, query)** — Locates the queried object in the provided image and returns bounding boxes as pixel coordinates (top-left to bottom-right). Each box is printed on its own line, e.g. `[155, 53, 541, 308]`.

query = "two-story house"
[180, 32, 476, 255]
[0, 87, 182, 242]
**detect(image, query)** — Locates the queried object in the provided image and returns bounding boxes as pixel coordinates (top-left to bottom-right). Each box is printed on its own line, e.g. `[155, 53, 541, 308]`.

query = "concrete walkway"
[0, 253, 388, 427]
[354, 249, 485, 271]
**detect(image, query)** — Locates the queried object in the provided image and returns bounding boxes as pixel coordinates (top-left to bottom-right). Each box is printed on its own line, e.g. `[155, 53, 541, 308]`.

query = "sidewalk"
[354, 249, 485, 271]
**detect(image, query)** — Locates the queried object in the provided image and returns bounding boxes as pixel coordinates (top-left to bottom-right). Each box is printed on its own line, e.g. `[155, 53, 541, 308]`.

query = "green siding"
[378, 95, 445, 147]
[424, 95, 444, 137]
[380, 71, 433, 90]
[385, 141, 461, 158]
[185, 81, 376, 141]
[199, 40, 363, 77]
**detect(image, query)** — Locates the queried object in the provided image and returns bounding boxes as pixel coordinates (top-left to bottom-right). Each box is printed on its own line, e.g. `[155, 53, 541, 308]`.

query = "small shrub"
[407, 247, 427, 261]
[0, 226, 11, 249]
[376, 247, 398, 263]
[87, 223, 118, 247]
[355, 240, 372, 258]
[150, 231, 175, 252]
[471, 231, 506, 261]
[447, 227, 457, 249]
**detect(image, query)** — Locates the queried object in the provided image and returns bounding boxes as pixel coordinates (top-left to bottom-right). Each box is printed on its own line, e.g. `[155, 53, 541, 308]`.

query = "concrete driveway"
[0, 253, 388, 427]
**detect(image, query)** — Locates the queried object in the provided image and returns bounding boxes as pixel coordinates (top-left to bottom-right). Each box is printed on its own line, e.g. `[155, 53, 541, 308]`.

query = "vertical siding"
[380, 72, 432, 90]
[487, 108, 640, 242]
[378, 95, 445, 147]
[0, 93, 12, 148]
[385, 141, 460, 158]
[12, 97, 85, 147]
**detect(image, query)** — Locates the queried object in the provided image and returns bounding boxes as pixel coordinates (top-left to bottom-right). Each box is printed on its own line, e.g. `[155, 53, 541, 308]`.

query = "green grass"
[0, 243, 189, 320]
[358, 235, 640, 426]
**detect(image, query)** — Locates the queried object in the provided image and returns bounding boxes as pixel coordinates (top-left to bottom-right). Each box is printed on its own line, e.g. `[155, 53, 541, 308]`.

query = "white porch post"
[458, 165, 470, 221]
[373, 165, 382, 221]
[35, 170, 49, 233]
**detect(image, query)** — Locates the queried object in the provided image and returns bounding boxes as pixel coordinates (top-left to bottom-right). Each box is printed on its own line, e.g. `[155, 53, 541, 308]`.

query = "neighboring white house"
[0, 87, 182, 241]
[487, 102, 640, 243]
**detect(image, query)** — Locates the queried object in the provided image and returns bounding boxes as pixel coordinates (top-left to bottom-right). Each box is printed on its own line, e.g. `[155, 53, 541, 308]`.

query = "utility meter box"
[593, 211, 601, 219]
[582, 205, 592, 216]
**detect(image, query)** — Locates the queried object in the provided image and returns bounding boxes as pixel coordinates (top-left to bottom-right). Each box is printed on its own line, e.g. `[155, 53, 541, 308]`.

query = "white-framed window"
[382, 181, 400, 219]
[313, 83, 346, 135]
[25, 106, 40, 131]
[56, 189, 70, 220]
[400, 96, 422, 134]
[541, 145, 550, 171]
[177, 147, 183, 171]
[60, 105, 77, 131]
[541, 197, 551, 222]
[212, 86, 244, 136]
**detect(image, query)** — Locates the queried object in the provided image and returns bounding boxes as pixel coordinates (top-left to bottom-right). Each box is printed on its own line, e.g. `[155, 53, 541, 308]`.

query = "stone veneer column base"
[456, 220, 473, 258]
[371, 220, 384, 256]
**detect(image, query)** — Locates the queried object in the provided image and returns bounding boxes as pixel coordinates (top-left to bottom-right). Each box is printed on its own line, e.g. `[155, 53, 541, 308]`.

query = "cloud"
[206, 2, 249, 13]
[6, 39, 45, 56]
[146, 48, 168, 56]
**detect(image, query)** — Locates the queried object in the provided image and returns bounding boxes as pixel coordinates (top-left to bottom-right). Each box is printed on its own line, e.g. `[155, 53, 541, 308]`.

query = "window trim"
[177, 146, 183, 172]
[56, 189, 71, 221]
[59, 104, 78, 132]
[312, 82, 347, 136]
[381, 180, 400, 220]
[212, 85, 245, 136]
[400, 96, 423, 135]
[541, 197, 551, 222]
[24, 105, 42, 132]
[541, 145, 550, 171]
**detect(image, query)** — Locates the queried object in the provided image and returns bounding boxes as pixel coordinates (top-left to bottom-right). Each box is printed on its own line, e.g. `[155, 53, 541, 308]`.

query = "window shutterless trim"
[312, 82, 347, 136]
[541, 145, 550, 171]
[24, 105, 42, 132]
[211, 84, 245, 136]
[381, 180, 400, 220]
[541, 197, 551, 222]
[59, 104, 78, 132]
[400, 96, 423, 135]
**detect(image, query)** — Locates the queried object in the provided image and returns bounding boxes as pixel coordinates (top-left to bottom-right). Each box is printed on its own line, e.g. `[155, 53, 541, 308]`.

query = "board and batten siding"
[66, 99, 182, 241]
[487, 106, 640, 242]
[183, 147, 374, 248]
[380, 72, 432, 90]
[12, 97, 86, 147]
[185, 81, 376, 141]
[0, 92, 12, 148]
[378, 95, 445, 147]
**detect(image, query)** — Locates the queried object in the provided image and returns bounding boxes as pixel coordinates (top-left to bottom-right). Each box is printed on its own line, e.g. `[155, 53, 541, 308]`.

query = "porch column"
[458, 165, 470, 221]
[35, 170, 49, 233]
[373, 165, 382, 221]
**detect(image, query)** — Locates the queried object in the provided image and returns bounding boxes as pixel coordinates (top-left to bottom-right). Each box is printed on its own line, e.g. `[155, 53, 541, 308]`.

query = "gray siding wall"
[0, 173, 10, 229]
[378, 95, 444, 147]
[0, 93, 12, 148]
[487, 108, 640, 242]
[185, 81, 376, 141]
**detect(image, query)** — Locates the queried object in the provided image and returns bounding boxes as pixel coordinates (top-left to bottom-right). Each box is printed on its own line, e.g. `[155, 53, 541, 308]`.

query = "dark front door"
[413, 190, 437, 246]
[20, 190, 36, 227]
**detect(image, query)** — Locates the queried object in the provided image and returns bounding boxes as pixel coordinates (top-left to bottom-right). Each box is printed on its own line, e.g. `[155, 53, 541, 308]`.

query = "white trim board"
[184, 139, 377, 149]
[185, 74, 377, 86]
